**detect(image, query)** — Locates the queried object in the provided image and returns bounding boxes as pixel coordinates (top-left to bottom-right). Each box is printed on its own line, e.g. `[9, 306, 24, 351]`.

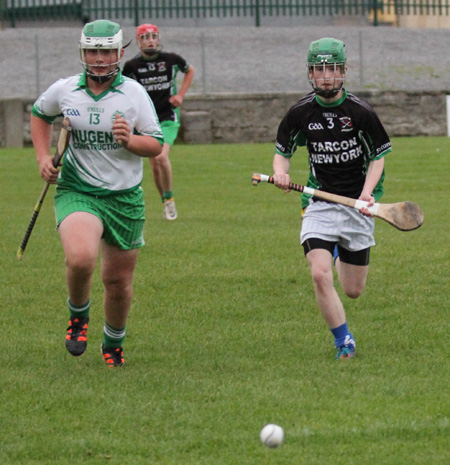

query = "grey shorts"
[300, 201, 375, 251]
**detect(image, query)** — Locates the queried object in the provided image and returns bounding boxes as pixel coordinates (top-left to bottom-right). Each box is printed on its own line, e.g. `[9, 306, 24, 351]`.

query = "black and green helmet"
[307, 37, 347, 98]
[307, 37, 347, 65]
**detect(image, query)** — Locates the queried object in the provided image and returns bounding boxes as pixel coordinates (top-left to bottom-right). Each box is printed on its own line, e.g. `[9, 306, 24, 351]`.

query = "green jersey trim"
[76, 71, 125, 101]
[315, 90, 348, 108]
[31, 105, 61, 123]
[141, 53, 161, 62]
[275, 129, 307, 158]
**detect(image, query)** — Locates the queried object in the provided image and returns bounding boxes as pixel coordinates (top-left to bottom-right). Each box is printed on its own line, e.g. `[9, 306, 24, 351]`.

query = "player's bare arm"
[30, 114, 60, 184]
[359, 157, 385, 216]
[169, 65, 195, 107]
[272, 153, 291, 191]
[125, 135, 163, 158]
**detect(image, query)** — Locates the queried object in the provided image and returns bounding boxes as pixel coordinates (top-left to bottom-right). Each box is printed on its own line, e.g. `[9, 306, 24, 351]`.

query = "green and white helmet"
[80, 20, 123, 83]
[306, 37, 347, 98]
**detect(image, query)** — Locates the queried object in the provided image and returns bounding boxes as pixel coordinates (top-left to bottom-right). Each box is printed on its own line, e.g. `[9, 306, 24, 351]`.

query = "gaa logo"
[67, 109, 81, 116]
[308, 122, 324, 130]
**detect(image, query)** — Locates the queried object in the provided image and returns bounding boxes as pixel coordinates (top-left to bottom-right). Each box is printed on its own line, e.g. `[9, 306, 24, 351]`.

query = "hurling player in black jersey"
[123, 24, 195, 220]
[272, 38, 392, 360]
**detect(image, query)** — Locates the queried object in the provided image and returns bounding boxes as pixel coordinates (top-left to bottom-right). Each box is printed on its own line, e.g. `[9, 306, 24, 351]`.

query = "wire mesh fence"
[1, 0, 449, 28]
[1, 25, 449, 101]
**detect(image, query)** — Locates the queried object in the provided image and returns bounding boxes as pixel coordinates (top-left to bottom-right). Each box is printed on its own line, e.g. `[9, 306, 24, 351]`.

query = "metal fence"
[1, 0, 449, 28]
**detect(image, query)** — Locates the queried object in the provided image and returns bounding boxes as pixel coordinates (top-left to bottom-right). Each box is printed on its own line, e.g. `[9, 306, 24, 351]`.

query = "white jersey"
[32, 72, 163, 195]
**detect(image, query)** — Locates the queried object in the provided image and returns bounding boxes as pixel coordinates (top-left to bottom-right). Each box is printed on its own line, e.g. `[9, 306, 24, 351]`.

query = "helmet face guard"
[306, 38, 347, 98]
[80, 20, 123, 83]
[136, 24, 161, 57]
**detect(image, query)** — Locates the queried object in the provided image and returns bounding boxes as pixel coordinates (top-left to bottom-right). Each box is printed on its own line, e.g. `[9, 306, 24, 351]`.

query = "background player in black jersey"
[272, 38, 392, 360]
[123, 24, 195, 220]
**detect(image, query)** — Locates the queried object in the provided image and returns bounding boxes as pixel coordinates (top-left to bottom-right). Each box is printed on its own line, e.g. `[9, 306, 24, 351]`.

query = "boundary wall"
[0, 91, 447, 148]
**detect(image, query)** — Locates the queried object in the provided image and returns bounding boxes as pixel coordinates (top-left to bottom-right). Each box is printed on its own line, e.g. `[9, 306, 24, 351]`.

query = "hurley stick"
[252, 173, 424, 232]
[17, 117, 72, 261]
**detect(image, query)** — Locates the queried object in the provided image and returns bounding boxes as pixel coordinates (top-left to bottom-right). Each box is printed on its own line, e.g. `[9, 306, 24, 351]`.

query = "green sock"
[162, 190, 174, 202]
[103, 322, 126, 348]
[67, 298, 90, 318]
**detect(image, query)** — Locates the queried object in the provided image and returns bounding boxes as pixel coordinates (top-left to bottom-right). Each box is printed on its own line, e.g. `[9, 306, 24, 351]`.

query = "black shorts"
[302, 238, 370, 266]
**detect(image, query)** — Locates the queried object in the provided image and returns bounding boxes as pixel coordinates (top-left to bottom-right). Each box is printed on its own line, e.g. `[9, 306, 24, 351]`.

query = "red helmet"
[136, 24, 159, 38]
[136, 24, 161, 56]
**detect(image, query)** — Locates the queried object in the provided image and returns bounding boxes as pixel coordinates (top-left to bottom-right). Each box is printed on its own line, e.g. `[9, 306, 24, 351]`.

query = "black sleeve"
[172, 53, 190, 73]
[275, 107, 306, 158]
[122, 61, 135, 80]
[358, 100, 392, 160]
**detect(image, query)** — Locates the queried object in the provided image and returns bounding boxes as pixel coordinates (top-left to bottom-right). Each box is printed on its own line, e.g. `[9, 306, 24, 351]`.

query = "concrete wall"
[0, 90, 447, 148]
[0, 100, 24, 147]
[179, 91, 448, 144]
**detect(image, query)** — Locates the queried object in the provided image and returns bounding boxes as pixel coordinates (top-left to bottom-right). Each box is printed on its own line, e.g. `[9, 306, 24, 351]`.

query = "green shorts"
[161, 120, 180, 146]
[54, 188, 145, 250]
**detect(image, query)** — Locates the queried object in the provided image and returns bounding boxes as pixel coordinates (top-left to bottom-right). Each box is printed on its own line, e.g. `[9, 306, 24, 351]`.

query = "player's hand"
[38, 155, 59, 184]
[169, 95, 183, 107]
[358, 194, 375, 217]
[273, 173, 291, 193]
[112, 114, 131, 147]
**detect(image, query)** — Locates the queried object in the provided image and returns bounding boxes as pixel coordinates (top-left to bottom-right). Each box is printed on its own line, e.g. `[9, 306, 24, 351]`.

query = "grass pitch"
[1, 138, 449, 465]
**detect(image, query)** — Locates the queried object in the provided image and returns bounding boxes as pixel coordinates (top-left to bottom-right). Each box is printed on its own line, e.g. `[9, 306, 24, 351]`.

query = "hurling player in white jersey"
[272, 38, 392, 360]
[31, 20, 163, 367]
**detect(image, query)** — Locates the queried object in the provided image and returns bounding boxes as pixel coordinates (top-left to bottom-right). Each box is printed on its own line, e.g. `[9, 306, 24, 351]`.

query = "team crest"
[157, 62, 166, 72]
[111, 111, 125, 123]
[339, 117, 353, 132]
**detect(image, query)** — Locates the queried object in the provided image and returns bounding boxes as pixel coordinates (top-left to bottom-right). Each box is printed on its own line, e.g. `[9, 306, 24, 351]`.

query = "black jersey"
[275, 90, 392, 204]
[122, 51, 190, 122]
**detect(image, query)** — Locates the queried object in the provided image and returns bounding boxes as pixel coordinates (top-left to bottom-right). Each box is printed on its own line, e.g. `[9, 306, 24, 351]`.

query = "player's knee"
[342, 282, 365, 299]
[154, 148, 169, 164]
[311, 266, 333, 290]
[103, 274, 133, 296]
[345, 288, 362, 299]
[65, 253, 96, 276]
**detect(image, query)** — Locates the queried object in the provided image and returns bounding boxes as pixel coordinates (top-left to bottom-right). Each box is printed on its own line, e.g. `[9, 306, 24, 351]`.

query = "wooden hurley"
[252, 173, 424, 232]
[17, 117, 72, 261]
